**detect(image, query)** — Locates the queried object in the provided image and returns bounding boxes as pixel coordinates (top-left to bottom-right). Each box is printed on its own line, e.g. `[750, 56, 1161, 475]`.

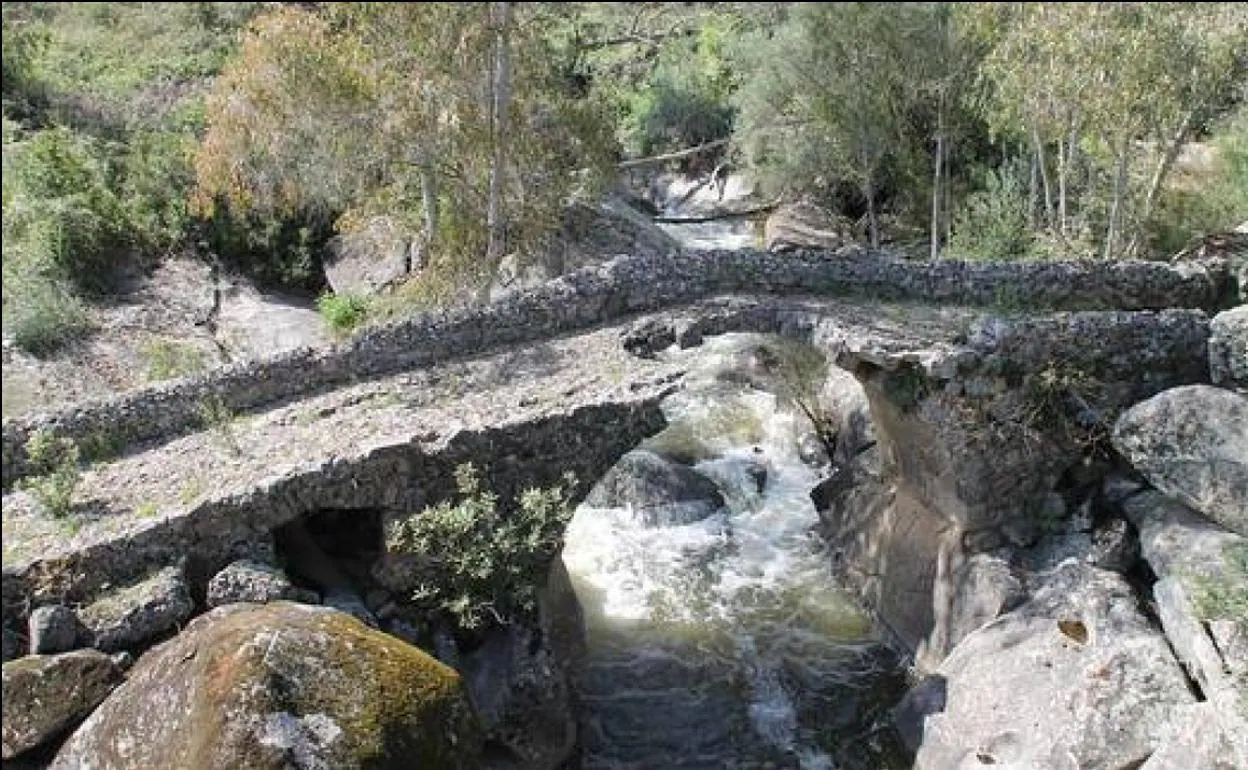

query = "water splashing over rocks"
[562, 334, 909, 769]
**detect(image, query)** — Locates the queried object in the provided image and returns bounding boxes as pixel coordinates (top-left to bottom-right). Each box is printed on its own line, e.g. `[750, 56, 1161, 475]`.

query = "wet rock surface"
[583, 448, 725, 526]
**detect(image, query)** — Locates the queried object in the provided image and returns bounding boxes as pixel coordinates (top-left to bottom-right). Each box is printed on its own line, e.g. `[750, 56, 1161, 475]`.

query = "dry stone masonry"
[1, 246, 1244, 770]
[2, 249, 1231, 488]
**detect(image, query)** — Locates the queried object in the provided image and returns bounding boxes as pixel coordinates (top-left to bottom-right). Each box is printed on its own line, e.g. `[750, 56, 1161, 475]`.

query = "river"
[561, 327, 910, 770]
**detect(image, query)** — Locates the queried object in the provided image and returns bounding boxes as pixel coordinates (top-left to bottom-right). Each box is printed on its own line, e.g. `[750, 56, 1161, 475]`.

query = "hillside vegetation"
[2, 2, 1246, 358]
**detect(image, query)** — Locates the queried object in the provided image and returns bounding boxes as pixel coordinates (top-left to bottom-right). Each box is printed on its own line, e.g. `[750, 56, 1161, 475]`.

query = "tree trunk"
[1056, 132, 1068, 238]
[484, 1, 512, 295]
[1125, 111, 1193, 257]
[1063, 124, 1078, 239]
[416, 158, 438, 271]
[652, 199, 780, 224]
[1028, 149, 1039, 230]
[1032, 127, 1054, 231]
[944, 138, 953, 245]
[1104, 136, 1129, 259]
[930, 93, 944, 261]
[616, 138, 730, 170]
[865, 174, 879, 250]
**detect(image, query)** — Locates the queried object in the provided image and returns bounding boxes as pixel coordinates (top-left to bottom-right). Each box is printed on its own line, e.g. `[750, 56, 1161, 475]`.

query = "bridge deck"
[2, 295, 982, 602]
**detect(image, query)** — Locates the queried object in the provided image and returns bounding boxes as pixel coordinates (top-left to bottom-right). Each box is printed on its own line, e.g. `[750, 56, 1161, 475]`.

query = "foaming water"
[562, 335, 908, 770]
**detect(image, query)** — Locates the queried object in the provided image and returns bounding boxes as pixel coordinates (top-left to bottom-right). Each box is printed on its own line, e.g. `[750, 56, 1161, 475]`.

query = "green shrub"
[3, 125, 130, 294]
[385, 463, 577, 632]
[631, 79, 735, 158]
[201, 201, 335, 294]
[948, 160, 1033, 260]
[1, 263, 93, 355]
[615, 16, 740, 158]
[317, 291, 372, 335]
[118, 129, 196, 251]
[18, 429, 81, 518]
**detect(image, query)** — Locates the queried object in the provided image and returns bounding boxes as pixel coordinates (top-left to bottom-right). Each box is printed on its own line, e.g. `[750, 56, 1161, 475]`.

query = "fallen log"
[652, 200, 781, 224]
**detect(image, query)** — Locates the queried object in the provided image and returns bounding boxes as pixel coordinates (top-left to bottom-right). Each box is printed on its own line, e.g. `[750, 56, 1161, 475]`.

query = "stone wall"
[823, 309, 1213, 660]
[2, 398, 668, 622]
[3, 249, 1231, 488]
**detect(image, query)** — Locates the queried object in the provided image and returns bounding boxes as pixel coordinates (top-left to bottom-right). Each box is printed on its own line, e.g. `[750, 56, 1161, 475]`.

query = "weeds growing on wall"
[385, 463, 577, 633]
[18, 428, 81, 518]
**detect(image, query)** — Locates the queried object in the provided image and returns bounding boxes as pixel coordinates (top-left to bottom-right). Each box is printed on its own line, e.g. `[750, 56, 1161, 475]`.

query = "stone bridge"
[1, 248, 1234, 651]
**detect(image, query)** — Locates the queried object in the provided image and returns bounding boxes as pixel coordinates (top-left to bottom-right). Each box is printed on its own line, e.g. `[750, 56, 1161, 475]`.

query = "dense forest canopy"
[3, 2, 1246, 354]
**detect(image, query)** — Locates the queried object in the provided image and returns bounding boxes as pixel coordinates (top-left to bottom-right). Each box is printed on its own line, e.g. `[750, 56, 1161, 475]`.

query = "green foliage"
[3, 124, 131, 294]
[199, 201, 335, 293]
[620, 14, 742, 158]
[1, 264, 93, 355]
[385, 463, 577, 632]
[969, 2, 1248, 258]
[140, 338, 208, 381]
[316, 292, 372, 336]
[1, 1, 305, 299]
[6, 2, 260, 134]
[948, 159, 1033, 259]
[732, 3, 955, 243]
[762, 336, 836, 437]
[18, 429, 81, 518]
[191, 3, 618, 300]
[1148, 105, 1248, 255]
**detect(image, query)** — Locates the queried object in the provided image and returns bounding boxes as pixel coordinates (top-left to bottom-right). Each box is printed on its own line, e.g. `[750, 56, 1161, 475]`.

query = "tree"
[733, 3, 946, 248]
[191, 2, 617, 299]
[969, 2, 1248, 258]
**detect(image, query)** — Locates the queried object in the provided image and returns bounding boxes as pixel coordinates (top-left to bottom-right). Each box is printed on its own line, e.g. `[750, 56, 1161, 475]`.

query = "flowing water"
[561, 334, 910, 770]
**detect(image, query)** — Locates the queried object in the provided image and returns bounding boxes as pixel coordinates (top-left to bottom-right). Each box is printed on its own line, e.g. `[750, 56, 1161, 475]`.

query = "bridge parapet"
[2, 249, 1230, 487]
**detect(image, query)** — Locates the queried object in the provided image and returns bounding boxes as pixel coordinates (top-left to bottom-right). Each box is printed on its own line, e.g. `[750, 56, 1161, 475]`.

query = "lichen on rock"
[49, 602, 483, 770]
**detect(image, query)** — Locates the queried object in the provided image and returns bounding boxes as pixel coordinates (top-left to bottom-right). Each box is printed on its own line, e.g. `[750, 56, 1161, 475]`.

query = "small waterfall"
[562, 334, 908, 770]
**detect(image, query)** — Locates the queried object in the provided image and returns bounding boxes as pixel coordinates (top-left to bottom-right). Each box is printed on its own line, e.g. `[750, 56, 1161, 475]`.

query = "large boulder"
[78, 564, 194, 653]
[49, 602, 482, 770]
[1209, 305, 1247, 392]
[583, 449, 725, 527]
[457, 556, 584, 770]
[323, 216, 417, 297]
[763, 200, 852, 252]
[28, 604, 89, 655]
[1141, 703, 1244, 770]
[2, 649, 124, 760]
[1112, 384, 1248, 536]
[1173, 225, 1247, 300]
[461, 623, 574, 770]
[1119, 490, 1248, 764]
[491, 196, 681, 302]
[915, 561, 1197, 770]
